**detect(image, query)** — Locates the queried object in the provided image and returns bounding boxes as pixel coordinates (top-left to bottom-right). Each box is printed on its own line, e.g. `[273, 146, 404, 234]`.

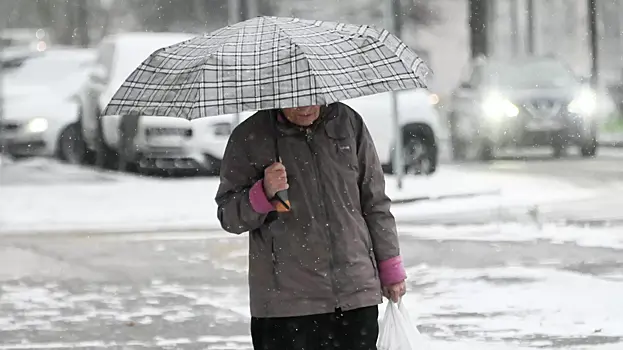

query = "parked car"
[190, 112, 255, 175]
[448, 56, 609, 160]
[0, 48, 95, 162]
[193, 89, 444, 176]
[77, 32, 208, 173]
[345, 89, 444, 175]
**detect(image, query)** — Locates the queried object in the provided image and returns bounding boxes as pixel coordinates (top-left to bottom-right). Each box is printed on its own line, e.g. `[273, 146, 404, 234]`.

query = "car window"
[486, 59, 578, 88]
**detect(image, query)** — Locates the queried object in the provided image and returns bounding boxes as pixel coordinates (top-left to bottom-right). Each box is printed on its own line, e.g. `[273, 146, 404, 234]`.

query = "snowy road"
[1, 226, 622, 350]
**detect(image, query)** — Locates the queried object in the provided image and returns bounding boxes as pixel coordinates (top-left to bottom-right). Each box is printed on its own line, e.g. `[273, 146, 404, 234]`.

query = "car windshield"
[5, 54, 91, 86]
[486, 60, 578, 89]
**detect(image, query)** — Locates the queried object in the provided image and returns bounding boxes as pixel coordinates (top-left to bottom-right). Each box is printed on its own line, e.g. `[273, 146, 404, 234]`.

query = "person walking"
[216, 102, 407, 350]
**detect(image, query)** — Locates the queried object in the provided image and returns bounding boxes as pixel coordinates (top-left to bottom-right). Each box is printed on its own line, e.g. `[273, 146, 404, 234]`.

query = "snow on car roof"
[110, 32, 196, 63]
[106, 31, 197, 44]
[104, 32, 197, 59]
[4, 47, 95, 87]
[34, 47, 96, 61]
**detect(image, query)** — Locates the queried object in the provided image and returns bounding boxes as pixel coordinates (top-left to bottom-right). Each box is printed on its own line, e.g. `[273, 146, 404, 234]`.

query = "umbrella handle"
[274, 190, 291, 212]
[273, 156, 290, 212]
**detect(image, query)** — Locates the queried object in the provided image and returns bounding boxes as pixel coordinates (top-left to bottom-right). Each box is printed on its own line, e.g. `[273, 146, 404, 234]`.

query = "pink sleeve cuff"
[378, 255, 407, 286]
[249, 180, 275, 214]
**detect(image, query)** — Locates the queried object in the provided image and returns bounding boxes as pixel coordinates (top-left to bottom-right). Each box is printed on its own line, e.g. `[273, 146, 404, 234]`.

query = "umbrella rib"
[268, 21, 331, 105]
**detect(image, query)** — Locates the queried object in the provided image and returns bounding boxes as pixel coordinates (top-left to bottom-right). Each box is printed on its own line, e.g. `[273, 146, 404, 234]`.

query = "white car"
[190, 112, 255, 174]
[0, 48, 95, 162]
[193, 89, 445, 175]
[78, 32, 208, 173]
[345, 89, 444, 175]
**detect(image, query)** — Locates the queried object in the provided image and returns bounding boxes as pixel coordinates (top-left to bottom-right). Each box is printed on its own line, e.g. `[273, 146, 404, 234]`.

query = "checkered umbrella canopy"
[103, 16, 431, 120]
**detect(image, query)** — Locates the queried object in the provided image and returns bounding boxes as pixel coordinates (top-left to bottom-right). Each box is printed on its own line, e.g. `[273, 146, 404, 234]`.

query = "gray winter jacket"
[215, 102, 401, 318]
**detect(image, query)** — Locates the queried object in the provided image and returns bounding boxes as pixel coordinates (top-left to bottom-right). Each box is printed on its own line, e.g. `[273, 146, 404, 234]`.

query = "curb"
[391, 190, 500, 205]
[0, 226, 226, 239]
[599, 141, 623, 148]
[398, 204, 623, 228]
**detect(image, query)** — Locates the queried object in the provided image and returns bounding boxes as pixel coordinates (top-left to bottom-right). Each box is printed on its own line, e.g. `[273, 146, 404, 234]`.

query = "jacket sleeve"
[348, 106, 401, 262]
[215, 130, 274, 234]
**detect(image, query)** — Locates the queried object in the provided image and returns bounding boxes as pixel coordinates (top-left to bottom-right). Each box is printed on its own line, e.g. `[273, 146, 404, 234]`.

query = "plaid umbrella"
[103, 16, 431, 120]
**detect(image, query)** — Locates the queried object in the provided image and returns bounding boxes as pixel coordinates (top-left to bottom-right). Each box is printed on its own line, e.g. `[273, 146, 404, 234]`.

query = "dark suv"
[448, 57, 599, 160]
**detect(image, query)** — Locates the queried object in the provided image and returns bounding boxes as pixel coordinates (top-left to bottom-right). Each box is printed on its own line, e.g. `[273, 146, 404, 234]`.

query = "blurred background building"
[1, 0, 622, 95]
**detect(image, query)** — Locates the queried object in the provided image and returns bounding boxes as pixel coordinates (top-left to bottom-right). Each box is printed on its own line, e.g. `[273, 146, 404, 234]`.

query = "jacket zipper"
[271, 237, 280, 291]
[305, 128, 340, 309]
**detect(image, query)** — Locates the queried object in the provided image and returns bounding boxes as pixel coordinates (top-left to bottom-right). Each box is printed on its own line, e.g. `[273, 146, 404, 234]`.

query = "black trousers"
[251, 306, 379, 350]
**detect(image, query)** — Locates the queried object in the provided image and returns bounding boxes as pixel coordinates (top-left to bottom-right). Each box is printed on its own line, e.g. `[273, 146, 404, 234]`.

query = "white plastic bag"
[378, 299, 428, 350]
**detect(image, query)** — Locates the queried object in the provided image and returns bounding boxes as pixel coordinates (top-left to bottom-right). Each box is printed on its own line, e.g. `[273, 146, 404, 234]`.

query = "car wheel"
[580, 138, 598, 157]
[57, 123, 89, 164]
[387, 128, 437, 176]
[552, 132, 569, 158]
[402, 135, 437, 175]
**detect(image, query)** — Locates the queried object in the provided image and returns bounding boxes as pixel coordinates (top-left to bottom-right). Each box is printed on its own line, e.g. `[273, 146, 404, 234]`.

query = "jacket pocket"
[369, 250, 379, 279]
[324, 126, 358, 171]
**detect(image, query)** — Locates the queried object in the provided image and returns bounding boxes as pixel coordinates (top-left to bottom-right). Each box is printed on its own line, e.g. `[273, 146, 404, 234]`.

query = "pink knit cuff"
[249, 180, 275, 214]
[378, 255, 407, 286]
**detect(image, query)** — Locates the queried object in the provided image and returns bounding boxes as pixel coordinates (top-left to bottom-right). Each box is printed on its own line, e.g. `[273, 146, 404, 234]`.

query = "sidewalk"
[0, 159, 593, 236]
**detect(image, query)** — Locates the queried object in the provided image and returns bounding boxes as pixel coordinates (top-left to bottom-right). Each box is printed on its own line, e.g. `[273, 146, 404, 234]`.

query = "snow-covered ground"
[1, 222, 622, 350]
[0, 158, 599, 235]
[398, 223, 623, 250]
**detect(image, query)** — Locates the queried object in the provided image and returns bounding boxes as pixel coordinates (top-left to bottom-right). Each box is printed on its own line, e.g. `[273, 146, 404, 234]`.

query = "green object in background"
[601, 113, 623, 133]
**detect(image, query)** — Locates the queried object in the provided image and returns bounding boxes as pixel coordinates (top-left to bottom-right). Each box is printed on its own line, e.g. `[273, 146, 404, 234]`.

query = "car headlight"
[25, 118, 49, 133]
[213, 122, 232, 136]
[429, 93, 440, 105]
[482, 93, 519, 119]
[568, 88, 597, 115]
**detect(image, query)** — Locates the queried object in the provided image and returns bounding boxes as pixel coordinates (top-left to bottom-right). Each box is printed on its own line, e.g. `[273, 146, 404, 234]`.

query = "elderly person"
[215, 102, 407, 350]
